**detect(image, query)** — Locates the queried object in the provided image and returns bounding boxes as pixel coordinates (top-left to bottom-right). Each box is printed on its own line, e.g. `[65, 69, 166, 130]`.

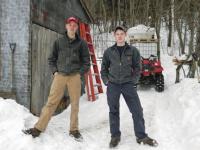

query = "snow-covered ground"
[1, 25, 200, 150]
[1, 52, 200, 150]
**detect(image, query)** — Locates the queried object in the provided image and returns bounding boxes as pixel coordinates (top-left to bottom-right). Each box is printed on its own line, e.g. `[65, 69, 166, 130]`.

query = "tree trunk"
[195, 19, 200, 57]
[155, 0, 163, 60]
[189, 24, 195, 55]
[176, 19, 185, 55]
[129, 0, 135, 26]
[118, 0, 121, 25]
[167, 6, 172, 47]
[146, 0, 150, 26]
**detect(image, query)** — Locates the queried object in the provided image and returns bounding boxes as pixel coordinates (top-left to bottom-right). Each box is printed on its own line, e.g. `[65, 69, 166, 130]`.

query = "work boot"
[22, 127, 41, 138]
[137, 136, 158, 147]
[69, 130, 83, 141]
[109, 136, 121, 148]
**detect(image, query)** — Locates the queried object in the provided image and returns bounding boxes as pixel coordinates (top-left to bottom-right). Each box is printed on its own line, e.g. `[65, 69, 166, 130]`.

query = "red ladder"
[79, 23, 103, 101]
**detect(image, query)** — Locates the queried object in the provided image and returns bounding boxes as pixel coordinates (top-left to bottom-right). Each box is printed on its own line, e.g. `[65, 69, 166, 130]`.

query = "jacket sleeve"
[48, 40, 58, 75]
[101, 50, 110, 85]
[132, 48, 141, 83]
[80, 40, 90, 75]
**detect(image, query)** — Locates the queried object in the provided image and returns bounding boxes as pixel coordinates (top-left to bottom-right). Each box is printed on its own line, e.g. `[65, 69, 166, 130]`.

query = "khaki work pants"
[34, 73, 81, 132]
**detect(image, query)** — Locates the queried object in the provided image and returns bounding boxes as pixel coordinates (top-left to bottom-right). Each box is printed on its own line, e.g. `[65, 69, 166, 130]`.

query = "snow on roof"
[127, 24, 155, 34]
[127, 24, 156, 39]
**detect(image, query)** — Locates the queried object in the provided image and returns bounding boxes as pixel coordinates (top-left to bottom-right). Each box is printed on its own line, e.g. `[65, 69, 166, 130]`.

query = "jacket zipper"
[116, 45, 127, 84]
[121, 45, 128, 84]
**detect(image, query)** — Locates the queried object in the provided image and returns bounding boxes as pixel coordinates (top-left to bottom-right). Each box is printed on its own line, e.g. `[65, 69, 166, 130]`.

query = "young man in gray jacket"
[24, 17, 90, 140]
[101, 26, 158, 148]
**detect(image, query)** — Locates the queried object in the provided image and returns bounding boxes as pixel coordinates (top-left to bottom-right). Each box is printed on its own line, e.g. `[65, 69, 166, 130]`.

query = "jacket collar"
[111, 42, 130, 51]
[64, 31, 80, 42]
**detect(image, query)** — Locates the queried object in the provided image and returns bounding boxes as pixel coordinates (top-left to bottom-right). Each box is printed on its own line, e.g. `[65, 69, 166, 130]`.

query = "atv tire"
[155, 74, 164, 92]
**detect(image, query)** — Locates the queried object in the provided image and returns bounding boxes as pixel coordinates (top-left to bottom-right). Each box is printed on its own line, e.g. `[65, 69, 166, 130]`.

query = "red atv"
[128, 25, 164, 92]
[140, 54, 164, 92]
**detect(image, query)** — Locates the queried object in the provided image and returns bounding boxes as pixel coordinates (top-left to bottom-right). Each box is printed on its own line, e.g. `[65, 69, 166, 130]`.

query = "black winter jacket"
[48, 32, 90, 75]
[101, 43, 141, 85]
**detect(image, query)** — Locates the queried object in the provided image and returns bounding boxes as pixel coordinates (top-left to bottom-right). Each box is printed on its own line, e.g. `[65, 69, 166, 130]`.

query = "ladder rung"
[93, 83, 102, 87]
[92, 63, 97, 66]
[92, 73, 99, 76]
[86, 32, 90, 35]
[87, 42, 92, 45]
[94, 92, 100, 95]
[89, 92, 99, 97]
[89, 52, 94, 55]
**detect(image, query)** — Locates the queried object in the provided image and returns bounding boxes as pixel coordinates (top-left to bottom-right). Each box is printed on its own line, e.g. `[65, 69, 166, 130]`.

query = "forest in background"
[83, 0, 200, 76]
[83, 0, 200, 54]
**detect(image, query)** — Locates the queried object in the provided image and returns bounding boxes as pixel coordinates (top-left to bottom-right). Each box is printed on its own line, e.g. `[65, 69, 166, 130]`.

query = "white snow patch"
[1, 52, 200, 150]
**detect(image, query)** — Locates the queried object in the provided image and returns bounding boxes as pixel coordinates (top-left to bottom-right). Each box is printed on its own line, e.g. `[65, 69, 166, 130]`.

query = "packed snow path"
[0, 54, 200, 150]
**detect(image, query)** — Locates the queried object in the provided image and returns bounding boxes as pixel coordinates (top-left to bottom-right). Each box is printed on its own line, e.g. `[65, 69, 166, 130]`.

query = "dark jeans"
[107, 82, 147, 139]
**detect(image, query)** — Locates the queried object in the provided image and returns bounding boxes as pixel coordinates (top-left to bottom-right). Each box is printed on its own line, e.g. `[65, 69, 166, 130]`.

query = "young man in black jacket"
[23, 17, 90, 140]
[101, 26, 158, 148]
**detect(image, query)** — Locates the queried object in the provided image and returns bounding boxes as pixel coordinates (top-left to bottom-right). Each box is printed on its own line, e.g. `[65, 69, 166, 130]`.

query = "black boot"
[69, 130, 83, 141]
[109, 136, 121, 148]
[22, 128, 41, 138]
[137, 136, 158, 147]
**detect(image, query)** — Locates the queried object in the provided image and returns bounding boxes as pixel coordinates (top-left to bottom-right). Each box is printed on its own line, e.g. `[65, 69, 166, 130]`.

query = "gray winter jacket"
[48, 32, 90, 75]
[101, 43, 141, 85]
